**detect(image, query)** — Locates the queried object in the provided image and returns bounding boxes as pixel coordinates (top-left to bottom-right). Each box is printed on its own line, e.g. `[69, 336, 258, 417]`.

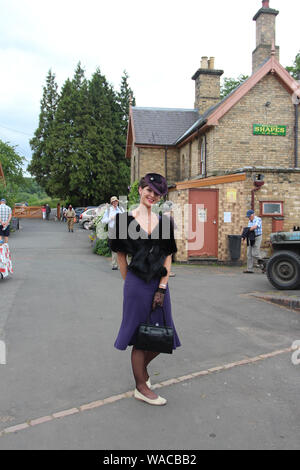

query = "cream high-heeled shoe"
[146, 378, 151, 389]
[134, 389, 167, 406]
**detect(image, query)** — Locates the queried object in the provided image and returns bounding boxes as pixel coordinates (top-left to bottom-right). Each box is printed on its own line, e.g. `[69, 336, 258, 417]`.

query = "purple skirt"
[114, 271, 181, 351]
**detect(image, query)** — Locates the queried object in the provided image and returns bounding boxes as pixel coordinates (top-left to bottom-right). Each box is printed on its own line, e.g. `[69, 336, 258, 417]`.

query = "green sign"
[253, 124, 286, 136]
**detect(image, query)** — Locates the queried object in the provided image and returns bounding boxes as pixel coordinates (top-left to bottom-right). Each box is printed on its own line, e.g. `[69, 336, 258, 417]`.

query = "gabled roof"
[176, 56, 300, 146]
[126, 56, 300, 155]
[130, 107, 199, 146]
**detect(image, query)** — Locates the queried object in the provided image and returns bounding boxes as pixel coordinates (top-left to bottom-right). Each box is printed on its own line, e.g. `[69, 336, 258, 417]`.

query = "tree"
[220, 74, 249, 99]
[0, 140, 25, 206]
[286, 52, 300, 79]
[28, 70, 59, 189]
[48, 64, 94, 203]
[28, 63, 136, 205]
[118, 70, 136, 136]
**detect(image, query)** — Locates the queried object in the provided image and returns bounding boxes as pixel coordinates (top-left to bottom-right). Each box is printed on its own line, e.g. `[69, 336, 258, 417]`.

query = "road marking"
[0, 340, 6, 365]
[0, 347, 293, 438]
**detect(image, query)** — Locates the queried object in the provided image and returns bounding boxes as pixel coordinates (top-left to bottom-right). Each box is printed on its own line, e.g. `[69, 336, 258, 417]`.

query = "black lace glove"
[152, 288, 166, 310]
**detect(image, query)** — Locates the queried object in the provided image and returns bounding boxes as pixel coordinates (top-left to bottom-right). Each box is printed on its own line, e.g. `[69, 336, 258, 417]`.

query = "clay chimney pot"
[262, 0, 269, 8]
[208, 57, 215, 69]
[201, 56, 208, 69]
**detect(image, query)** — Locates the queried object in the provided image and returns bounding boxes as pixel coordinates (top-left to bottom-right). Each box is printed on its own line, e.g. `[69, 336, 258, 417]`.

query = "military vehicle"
[266, 231, 300, 290]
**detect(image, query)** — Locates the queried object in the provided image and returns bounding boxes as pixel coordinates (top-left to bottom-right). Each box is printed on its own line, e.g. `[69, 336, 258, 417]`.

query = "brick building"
[125, 0, 300, 263]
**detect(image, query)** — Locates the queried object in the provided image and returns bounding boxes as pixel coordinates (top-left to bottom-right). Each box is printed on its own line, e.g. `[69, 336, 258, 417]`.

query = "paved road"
[0, 219, 299, 450]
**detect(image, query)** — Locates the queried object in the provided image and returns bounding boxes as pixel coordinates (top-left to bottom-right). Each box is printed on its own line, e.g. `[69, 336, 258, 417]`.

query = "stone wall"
[206, 74, 297, 174]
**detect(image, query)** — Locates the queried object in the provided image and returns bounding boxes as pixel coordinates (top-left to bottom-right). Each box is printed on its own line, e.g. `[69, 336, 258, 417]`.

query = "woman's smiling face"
[139, 185, 160, 208]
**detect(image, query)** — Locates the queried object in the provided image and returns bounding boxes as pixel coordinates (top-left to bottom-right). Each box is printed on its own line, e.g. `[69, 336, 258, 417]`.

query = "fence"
[12, 206, 43, 218]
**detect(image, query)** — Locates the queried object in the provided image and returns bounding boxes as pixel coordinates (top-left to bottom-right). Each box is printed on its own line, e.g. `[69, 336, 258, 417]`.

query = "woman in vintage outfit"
[109, 173, 180, 406]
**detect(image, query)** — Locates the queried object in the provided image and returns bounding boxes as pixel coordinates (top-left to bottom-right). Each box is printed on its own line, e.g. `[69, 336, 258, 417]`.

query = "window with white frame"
[260, 201, 283, 216]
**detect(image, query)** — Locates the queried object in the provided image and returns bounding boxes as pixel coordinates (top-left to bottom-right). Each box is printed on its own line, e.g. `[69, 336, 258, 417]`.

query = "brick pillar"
[192, 57, 224, 114]
[252, 1, 279, 74]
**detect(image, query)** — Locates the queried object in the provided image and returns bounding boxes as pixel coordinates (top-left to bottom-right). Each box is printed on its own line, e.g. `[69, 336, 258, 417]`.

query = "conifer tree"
[29, 64, 136, 205]
[28, 70, 59, 189]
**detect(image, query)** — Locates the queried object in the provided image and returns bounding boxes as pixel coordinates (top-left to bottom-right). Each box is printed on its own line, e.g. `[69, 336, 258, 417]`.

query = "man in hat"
[243, 209, 262, 273]
[102, 196, 124, 270]
[66, 204, 76, 232]
[0, 198, 12, 244]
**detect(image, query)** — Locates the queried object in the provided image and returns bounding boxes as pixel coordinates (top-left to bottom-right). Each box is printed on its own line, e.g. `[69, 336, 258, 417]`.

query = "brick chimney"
[192, 57, 224, 114]
[252, 0, 279, 74]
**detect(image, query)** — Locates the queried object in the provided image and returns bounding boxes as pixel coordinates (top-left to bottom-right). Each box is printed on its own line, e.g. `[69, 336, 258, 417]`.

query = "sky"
[0, 0, 299, 170]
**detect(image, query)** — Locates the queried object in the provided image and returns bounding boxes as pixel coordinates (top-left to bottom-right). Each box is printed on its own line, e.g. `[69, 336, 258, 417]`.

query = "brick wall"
[194, 72, 222, 114]
[253, 10, 279, 73]
[130, 145, 180, 184]
[206, 74, 296, 174]
[168, 170, 300, 263]
[252, 45, 280, 73]
[256, 12, 276, 46]
[166, 147, 180, 183]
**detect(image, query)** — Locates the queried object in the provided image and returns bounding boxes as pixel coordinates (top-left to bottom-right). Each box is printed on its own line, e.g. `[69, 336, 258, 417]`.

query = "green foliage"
[286, 52, 300, 79]
[29, 64, 135, 206]
[220, 75, 249, 99]
[0, 182, 15, 208]
[0, 140, 25, 186]
[14, 177, 62, 207]
[0, 139, 26, 207]
[128, 180, 139, 210]
[28, 70, 59, 190]
[93, 238, 111, 257]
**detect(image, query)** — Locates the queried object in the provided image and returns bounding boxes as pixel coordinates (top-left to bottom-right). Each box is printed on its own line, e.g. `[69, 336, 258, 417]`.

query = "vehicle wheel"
[266, 251, 300, 290]
[83, 221, 90, 230]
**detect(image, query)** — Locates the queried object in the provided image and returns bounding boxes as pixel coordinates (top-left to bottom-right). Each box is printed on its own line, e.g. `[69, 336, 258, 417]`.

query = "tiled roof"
[131, 57, 300, 148]
[132, 107, 200, 146]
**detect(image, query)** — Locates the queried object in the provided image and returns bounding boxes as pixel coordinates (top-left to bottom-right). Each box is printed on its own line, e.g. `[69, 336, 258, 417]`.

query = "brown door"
[188, 189, 218, 258]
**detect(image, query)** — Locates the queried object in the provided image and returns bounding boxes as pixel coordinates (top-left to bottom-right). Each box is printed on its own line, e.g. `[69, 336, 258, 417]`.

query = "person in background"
[57, 203, 61, 221]
[62, 207, 67, 222]
[243, 209, 263, 273]
[45, 204, 51, 220]
[66, 205, 75, 232]
[42, 205, 46, 220]
[0, 198, 12, 244]
[102, 196, 124, 270]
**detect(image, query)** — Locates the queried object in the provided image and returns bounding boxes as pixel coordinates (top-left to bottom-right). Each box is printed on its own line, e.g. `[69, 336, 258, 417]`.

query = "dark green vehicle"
[266, 231, 300, 290]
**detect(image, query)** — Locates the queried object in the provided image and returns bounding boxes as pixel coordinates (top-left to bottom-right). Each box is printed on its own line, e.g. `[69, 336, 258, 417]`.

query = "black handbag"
[135, 307, 174, 354]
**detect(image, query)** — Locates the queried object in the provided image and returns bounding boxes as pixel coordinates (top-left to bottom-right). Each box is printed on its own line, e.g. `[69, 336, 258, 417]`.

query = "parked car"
[79, 207, 98, 230]
[74, 207, 86, 223]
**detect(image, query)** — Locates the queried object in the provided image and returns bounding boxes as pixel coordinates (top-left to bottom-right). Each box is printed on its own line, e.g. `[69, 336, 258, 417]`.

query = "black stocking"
[131, 347, 160, 388]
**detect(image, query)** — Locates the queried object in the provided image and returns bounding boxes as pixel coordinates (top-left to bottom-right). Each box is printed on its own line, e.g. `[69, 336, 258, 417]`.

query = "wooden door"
[188, 189, 218, 258]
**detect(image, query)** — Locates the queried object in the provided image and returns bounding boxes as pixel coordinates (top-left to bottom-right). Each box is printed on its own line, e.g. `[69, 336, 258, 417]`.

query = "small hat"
[110, 196, 119, 204]
[144, 173, 168, 197]
[246, 209, 254, 218]
[0, 198, 6, 202]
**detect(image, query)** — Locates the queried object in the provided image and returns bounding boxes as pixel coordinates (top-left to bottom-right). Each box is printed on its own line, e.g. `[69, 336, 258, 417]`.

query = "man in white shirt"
[102, 196, 124, 270]
[0, 198, 12, 244]
[243, 209, 263, 273]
